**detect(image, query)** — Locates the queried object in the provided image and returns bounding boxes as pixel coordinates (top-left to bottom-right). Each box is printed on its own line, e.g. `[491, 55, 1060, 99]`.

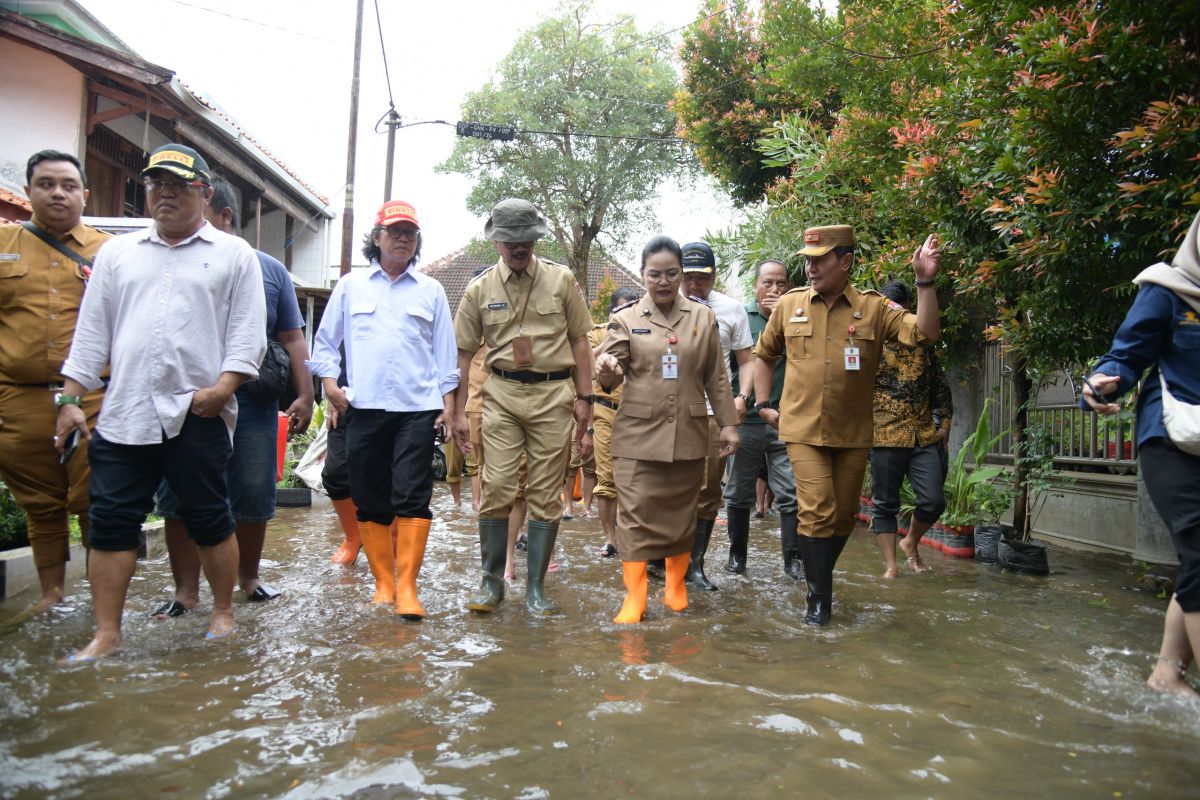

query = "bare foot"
[63, 630, 122, 662]
[32, 592, 64, 615]
[205, 610, 235, 640]
[899, 537, 931, 573]
[882, 565, 899, 579]
[1147, 665, 1200, 700]
[504, 570, 515, 582]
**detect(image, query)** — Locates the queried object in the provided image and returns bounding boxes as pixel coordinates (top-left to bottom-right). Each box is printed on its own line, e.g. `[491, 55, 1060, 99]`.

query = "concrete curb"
[0, 520, 165, 601]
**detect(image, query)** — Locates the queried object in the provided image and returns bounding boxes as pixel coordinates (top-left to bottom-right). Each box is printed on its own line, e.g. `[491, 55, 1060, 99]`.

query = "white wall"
[250, 208, 328, 287]
[0, 38, 85, 194]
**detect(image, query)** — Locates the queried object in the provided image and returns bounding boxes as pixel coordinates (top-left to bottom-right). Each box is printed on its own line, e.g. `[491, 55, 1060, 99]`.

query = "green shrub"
[0, 480, 30, 551]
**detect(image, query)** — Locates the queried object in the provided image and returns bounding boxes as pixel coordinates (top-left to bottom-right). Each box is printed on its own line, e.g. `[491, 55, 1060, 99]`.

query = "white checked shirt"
[701, 288, 753, 414]
[62, 222, 267, 444]
[307, 261, 460, 411]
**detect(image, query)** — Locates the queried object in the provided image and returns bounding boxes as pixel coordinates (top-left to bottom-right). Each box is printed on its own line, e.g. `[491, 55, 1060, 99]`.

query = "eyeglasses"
[382, 225, 419, 240]
[143, 178, 206, 194]
[644, 269, 681, 284]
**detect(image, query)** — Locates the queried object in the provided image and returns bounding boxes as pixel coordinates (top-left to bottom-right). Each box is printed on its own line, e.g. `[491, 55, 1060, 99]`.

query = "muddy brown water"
[1, 485, 1197, 799]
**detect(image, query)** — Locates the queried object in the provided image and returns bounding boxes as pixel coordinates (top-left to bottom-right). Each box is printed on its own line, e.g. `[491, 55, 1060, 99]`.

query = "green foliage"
[590, 272, 618, 323]
[942, 400, 1009, 526]
[0, 480, 29, 551]
[438, 0, 689, 294]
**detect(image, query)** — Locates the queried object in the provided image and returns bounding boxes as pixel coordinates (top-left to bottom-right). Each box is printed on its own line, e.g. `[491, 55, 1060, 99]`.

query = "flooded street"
[2, 484, 1198, 799]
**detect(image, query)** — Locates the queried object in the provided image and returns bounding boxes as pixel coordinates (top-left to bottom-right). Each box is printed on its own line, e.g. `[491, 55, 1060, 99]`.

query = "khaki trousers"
[785, 443, 869, 539]
[480, 374, 573, 521]
[0, 385, 102, 568]
[592, 401, 617, 500]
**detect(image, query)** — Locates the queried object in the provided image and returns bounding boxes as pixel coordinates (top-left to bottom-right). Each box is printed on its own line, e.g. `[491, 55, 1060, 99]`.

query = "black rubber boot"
[525, 519, 560, 614]
[780, 511, 804, 581]
[467, 518, 509, 612]
[685, 518, 719, 592]
[803, 536, 834, 626]
[646, 558, 665, 580]
[725, 506, 751, 574]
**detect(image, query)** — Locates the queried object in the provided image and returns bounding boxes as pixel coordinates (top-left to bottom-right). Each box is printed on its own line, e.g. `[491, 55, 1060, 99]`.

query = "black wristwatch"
[754, 401, 774, 412]
[577, 394, 596, 404]
[734, 392, 748, 404]
[915, 279, 936, 288]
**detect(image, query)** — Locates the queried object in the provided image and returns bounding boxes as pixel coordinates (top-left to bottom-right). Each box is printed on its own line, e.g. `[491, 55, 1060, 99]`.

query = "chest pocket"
[1173, 324, 1200, 350]
[0, 261, 28, 279]
[407, 304, 433, 333]
[482, 302, 514, 328]
[785, 323, 814, 360]
[350, 301, 376, 339]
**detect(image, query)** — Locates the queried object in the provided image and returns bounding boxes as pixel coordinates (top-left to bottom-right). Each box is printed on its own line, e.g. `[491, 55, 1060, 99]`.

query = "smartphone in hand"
[59, 429, 79, 464]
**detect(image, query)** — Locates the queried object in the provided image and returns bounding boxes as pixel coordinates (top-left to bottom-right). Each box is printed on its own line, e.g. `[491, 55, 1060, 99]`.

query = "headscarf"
[1134, 208, 1200, 315]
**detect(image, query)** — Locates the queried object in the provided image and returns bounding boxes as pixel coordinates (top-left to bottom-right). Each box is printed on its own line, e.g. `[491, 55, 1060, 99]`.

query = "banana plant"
[941, 399, 1010, 527]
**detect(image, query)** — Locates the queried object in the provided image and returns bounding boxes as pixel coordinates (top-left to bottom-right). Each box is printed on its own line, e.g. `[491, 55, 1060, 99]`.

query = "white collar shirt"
[62, 221, 267, 444]
[307, 260, 460, 411]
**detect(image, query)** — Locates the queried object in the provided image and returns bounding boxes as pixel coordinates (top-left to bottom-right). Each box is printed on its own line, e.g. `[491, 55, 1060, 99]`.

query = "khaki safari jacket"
[598, 295, 738, 462]
[755, 283, 930, 448]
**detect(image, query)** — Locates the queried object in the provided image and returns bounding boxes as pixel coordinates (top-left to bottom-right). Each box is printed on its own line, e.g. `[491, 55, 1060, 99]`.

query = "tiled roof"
[0, 187, 32, 212]
[421, 246, 643, 314]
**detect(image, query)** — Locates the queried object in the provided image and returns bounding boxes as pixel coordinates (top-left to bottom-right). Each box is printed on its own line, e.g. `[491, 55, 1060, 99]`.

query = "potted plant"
[857, 472, 873, 523]
[937, 400, 1009, 558]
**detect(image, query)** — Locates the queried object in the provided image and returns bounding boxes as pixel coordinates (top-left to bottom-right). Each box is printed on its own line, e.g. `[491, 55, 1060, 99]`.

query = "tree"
[438, 1, 689, 295]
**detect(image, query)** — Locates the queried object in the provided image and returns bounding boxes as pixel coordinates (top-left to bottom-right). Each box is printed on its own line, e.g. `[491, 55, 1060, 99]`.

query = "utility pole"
[339, 0, 365, 277]
[382, 107, 400, 201]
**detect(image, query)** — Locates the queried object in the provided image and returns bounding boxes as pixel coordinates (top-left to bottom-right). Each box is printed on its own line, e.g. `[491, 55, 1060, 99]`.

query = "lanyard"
[499, 265, 537, 333]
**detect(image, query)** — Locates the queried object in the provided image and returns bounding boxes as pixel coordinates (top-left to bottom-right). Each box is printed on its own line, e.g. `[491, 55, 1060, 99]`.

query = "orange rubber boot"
[663, 552, 689, 612]
[613, 561, 648, 624]
[394, 517, 430, 619]
[359, 520, 396, 604]
[329, 497, 362, 565]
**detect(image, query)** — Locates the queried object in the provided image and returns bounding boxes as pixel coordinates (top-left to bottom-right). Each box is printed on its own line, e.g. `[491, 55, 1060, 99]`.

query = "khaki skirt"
[614, 457, 704, 561]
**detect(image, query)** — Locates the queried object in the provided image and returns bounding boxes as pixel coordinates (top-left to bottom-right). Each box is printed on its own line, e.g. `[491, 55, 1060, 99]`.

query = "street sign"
[456, 121, 517, 141]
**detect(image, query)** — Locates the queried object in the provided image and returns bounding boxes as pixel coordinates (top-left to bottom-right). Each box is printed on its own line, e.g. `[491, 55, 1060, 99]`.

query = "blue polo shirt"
[1082, 283, 1200, 446]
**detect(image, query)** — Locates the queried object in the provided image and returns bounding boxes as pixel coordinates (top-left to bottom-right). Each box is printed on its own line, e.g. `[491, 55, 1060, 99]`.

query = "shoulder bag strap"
[19, 221, 93, 268]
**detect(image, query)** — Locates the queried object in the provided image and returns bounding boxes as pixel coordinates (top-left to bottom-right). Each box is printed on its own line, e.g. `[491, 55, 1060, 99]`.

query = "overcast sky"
[77, 0, 745, 271]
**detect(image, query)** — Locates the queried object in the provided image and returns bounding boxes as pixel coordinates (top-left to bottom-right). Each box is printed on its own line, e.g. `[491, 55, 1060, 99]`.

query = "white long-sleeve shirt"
[62, 221, 266, 444]
[307, 261, 459, 411]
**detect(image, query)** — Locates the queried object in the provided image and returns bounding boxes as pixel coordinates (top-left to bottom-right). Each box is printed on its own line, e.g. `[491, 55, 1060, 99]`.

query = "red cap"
[375, 200, 420, 229]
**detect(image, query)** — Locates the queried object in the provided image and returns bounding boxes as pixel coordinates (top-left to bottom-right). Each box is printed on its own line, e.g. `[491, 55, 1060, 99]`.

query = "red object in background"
[1106, 441, 1134, 460]
[276, 413, 288, 481]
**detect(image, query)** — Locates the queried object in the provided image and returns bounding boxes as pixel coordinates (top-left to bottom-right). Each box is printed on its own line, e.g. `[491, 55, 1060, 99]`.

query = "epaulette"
[466, 265, 493, 285]
[687, 294, 712, 308]
[782, 286, 805, 295]
[861, 288, 882, 296]
[610, 299, 637, 314]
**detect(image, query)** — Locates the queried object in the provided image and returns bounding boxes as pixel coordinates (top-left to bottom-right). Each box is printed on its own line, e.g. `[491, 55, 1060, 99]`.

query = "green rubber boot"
[467, 517, 509, 612]
[525, 519, 560, 614]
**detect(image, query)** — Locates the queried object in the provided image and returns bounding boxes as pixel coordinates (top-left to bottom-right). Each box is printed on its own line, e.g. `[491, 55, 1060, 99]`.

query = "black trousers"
[347, 407, 439, 524]
[1140, 437, 1200, 612]
[321, 407, 353, 501]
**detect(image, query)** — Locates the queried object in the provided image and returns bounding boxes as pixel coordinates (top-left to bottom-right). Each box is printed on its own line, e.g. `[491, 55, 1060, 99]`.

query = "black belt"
[494, 368, 572, 383]
[596, 396, 619, 410]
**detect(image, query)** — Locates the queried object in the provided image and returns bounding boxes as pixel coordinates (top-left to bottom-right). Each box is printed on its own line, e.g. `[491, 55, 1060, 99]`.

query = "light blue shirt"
[307, 261, 459, 411]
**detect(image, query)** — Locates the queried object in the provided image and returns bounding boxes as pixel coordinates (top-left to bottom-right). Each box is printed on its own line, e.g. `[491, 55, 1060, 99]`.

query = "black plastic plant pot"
[998, 537, 1050, 576]
[974, 524, 1004, 564]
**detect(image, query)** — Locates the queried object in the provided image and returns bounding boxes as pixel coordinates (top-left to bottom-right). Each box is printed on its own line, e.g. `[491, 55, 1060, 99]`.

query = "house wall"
[0, 38, 85, 193]
[254, 209, 327, 287]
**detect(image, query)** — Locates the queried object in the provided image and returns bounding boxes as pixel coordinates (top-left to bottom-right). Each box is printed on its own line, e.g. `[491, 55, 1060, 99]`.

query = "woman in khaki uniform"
[596, 236, 739, 624]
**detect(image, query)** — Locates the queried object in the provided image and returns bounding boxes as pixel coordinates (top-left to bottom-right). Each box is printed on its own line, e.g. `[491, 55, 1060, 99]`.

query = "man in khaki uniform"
[591, 287, 641, 558]
[0, 149, 110, 615]
[754, 225, 941, 626]
[451, 198, 594, 614]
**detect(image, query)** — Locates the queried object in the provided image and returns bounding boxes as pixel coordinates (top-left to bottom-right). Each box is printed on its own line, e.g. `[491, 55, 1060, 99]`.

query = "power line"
[373, 0, 396, 111]
[394, 119, 688, 146]
[162, 0, 348, 46]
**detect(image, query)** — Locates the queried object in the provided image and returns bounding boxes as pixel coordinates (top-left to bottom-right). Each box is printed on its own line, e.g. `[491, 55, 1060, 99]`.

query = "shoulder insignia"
[611, 299, 637, 314]
[884, 299, 903, 311]
[687, 294, 712, 308]
[466, 266, 493, 285]
[607, 321, 621, 331]
[861, 288, 882, 297]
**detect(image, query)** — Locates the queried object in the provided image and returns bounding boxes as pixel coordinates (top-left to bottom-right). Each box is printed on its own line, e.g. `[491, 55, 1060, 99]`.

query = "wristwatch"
[54, 393, 83, 409]
[915, 279, 936, 288]
[734, 392, 748, 404]
[754, 401, 774, 412]
[577, 394, 596, 404]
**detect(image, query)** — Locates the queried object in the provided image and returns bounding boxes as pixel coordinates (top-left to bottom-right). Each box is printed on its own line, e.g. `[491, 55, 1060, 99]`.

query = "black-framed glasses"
[383, 225, 419, 240]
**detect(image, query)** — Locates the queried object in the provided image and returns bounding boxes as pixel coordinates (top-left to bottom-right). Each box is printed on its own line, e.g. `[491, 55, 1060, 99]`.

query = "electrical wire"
[373, 0, 397, 113]
[161, 0, 348, 46]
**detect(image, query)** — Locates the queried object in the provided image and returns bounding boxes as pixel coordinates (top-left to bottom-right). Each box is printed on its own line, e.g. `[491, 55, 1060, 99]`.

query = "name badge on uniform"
[631, 328, 651, 334]
[662, 353, 679, 380]
[790, 316, 808, 323]
[0, 253, 18, 262]
[844, 346, 861, 371]
[487, 302, 508, 310]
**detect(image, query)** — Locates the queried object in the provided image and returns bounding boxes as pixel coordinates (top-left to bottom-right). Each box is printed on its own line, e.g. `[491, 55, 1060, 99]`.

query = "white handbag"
[1159, 372, 1200, 456]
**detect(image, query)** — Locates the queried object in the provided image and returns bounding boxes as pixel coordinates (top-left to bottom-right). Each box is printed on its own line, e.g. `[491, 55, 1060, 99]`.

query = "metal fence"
[982, 343, 1137, 472]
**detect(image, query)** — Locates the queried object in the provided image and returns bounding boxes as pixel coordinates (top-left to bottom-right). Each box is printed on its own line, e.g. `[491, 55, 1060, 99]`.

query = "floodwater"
[1, 485, 1197, 799]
